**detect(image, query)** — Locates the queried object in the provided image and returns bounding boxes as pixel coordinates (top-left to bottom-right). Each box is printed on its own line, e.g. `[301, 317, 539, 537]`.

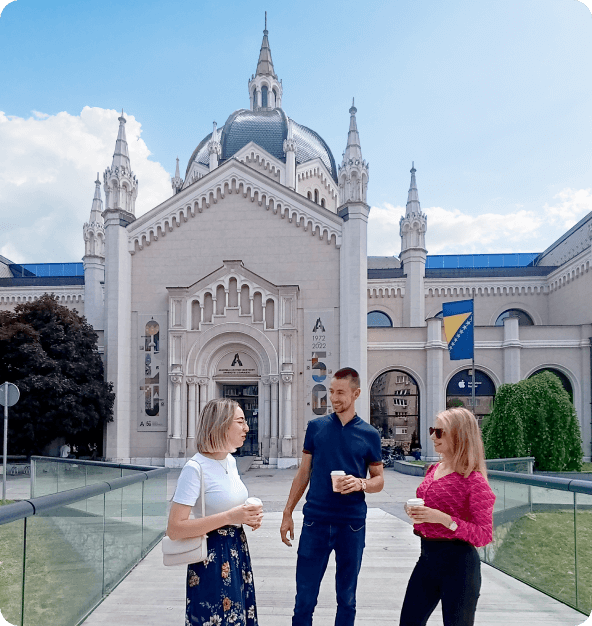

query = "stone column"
[281, 372, 293, 458]
[261, 377, 271, 458]
[426, 317, 446, 460]
[198, 378, 209, 417]
[170, 375, 183, 439]
[503, 316, 521, 384]
[338, 203, 370, 419]
[269, 376, 279, 462]
[186, 377, 198, 455]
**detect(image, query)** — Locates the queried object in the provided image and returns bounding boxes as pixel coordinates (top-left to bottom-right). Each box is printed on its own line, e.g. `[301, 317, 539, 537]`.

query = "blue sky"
[0, 0, 591, 262]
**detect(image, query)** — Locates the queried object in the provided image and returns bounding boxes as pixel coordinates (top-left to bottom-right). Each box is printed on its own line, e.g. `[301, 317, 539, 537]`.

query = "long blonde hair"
[195, 398, 239, 453]
[436, 408, 488, 479]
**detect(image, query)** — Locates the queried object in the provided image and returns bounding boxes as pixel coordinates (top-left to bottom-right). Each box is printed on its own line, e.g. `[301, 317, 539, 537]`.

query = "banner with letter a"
[442, 299, 474, 360]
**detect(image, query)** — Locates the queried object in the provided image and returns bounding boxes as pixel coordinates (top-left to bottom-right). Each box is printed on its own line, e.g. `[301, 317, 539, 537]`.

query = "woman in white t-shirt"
[167, 398, 263, 626]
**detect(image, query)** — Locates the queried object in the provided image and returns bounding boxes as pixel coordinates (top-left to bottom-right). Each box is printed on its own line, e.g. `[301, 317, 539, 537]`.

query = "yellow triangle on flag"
[443, 312, 472, 344]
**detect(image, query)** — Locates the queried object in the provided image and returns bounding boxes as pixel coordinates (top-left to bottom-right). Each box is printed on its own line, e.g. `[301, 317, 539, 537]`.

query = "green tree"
[0, 294, 114, 456]
[482, 382, 528, 460]
[483, 371, 582, 471]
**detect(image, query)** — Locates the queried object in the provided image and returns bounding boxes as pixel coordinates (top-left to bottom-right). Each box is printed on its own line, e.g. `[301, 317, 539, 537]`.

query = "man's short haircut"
[332, 367, 360, 390]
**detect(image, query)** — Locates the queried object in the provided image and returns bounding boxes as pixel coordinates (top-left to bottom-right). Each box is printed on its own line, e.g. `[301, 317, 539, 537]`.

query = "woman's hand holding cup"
[243, 497, 263, 530]
[405, 498, 425, 522]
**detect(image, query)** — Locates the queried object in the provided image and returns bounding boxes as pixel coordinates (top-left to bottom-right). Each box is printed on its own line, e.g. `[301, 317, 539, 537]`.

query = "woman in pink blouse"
[399, 407, 495, 626]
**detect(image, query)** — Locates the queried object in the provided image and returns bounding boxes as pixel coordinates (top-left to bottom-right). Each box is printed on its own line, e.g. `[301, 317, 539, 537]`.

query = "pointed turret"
[405, 162, 422, 216]
[338, 99, 369, 205]
[283, 119, 297, 189]
[207, 121, 221, 171]
[111, 110, 131, 171]
[399, 163, 428, 327]
[171, 157, 183, 194]
[103, 110, 138, 215]
[248, 15, 283, 110]
[83, 175, 106, 331]
[83, 174, 105, 258]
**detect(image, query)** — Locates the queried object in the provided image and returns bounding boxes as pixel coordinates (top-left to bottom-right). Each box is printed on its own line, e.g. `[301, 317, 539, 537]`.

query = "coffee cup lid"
[330, 470, 346, 475]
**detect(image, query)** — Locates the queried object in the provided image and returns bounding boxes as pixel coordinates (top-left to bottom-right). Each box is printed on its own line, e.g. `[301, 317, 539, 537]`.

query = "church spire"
[248, 16, 283, 110]
[111, 110, 131, 170]
[255, 11, 276, 77]
[83, 174, 105, 259]
[89, 174, 103, 223]
[171, 157, 183, 194]
[103, 110, 138, 215]
[405, 162, 421, 216]
[338, 99, 369, 205]
[343, 98, 362, 162]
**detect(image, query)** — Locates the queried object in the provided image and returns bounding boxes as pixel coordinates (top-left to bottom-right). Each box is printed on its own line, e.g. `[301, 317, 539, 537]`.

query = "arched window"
[321, 198, 326, 208]
[252, 88, 257, 107]
[367, 311, 393, 327]
[370, 370, 419, 452]
[314, 189, 319, 204]
[446, 369, 496, 426]
[495, 309, 534, 326]
[529, 368, 573, 402]
[307, 191, 312, 200]
[261, 86, 268, 108]
[272, 87, 278, 107]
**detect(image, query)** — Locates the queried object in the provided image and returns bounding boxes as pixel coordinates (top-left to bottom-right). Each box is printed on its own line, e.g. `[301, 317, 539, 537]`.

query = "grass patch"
[492, 510, 592, 614]
[581, 462, 592, 472]
[406, 460, 428, 466]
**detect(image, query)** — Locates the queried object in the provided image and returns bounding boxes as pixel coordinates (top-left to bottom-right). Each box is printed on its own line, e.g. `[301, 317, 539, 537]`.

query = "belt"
[414, 529, 468, 545]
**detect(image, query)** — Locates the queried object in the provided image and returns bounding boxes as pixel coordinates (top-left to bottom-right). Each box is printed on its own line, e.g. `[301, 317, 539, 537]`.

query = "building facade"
[1, 27, 590, 465]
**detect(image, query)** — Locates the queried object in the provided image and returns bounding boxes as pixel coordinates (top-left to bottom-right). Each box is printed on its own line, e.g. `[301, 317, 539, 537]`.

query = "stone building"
[1, 26, 590, 465]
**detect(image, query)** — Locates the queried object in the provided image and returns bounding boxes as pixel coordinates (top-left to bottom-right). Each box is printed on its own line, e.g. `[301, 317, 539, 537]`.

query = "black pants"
[399, 539, 481, 626]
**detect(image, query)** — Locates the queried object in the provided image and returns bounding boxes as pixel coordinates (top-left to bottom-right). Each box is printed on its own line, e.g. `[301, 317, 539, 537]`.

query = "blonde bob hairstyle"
[435, 407, 488, 479]
[196, 398, 240, 454]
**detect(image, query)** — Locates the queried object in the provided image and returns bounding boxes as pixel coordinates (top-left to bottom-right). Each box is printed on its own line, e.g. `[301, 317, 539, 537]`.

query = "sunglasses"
[429, 427, 445, 439]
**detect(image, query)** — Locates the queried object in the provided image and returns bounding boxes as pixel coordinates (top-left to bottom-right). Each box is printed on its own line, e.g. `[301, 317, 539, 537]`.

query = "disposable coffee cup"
[407, 498, 424, 509]
[331, 471, 346, 492]
[245, 497, 262, 507]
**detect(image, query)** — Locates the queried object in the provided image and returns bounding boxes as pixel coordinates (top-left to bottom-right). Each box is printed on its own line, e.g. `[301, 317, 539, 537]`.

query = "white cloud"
[368, 188, 592, 257]
[0, 107, 171, 263]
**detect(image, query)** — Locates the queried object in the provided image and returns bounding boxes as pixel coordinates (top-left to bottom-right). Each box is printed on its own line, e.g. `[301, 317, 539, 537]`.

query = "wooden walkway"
[81, 473, 586, 626]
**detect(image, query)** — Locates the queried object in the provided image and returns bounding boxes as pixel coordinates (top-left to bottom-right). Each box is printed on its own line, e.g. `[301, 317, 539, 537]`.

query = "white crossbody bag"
[162, 461, 208, 566]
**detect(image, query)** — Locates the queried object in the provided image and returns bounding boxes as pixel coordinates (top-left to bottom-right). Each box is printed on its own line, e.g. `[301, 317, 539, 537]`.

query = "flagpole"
[471, 288, 476, 415]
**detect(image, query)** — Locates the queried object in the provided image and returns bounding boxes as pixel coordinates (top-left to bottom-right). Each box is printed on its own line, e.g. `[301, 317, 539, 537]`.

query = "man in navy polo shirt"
[280, 367, 384, 626]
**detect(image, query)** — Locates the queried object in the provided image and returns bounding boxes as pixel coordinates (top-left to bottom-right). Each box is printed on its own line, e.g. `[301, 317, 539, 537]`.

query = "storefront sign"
[215, 352, 258, 378]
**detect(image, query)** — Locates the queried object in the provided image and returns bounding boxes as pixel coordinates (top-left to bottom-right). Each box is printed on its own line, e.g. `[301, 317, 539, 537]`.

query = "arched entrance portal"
[370, 370, 420, 454]
[446, 369, 496, 426]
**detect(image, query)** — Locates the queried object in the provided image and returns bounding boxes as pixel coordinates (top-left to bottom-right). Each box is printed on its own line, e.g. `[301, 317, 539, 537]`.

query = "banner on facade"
[304, 310, 337, 423]
[442, 299, 474, 361]
[137, 314, 168, 432]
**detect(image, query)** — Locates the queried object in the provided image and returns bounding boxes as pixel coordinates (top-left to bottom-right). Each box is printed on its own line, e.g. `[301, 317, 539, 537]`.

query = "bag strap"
[196, 460, 206, 519]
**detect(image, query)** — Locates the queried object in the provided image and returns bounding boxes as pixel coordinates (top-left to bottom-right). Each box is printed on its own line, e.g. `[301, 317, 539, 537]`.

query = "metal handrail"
[0, 461, 169, 525]
[487, 469, 592, 494]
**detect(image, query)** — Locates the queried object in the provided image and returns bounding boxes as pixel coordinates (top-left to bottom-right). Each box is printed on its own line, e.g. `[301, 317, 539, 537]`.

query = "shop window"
[446, 369, 496, 426]
[371, 370, 419, 452]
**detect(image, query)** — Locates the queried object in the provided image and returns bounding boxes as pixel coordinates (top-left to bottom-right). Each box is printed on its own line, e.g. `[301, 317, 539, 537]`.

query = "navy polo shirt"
[302, 413, 382, 523]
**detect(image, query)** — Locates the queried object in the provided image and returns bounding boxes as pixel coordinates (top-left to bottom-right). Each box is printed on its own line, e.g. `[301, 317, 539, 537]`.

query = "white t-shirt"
[172, 452, 249, 518]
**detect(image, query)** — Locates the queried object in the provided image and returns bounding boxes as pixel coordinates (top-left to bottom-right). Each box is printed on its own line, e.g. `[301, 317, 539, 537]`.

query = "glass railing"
[0, 459, 168, 626]
[485, 456, 535, 473]
[481, 470, 592, 615]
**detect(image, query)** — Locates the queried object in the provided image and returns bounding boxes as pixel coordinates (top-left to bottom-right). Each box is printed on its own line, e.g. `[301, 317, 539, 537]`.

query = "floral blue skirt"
[186, 525, 258, 626]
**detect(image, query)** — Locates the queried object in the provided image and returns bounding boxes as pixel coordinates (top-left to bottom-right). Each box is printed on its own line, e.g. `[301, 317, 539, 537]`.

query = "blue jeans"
[292, 519, 366, 626]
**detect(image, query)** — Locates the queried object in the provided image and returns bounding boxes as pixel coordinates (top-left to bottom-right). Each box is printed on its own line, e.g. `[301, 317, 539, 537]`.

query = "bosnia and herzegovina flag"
[442, 299, 474, 360]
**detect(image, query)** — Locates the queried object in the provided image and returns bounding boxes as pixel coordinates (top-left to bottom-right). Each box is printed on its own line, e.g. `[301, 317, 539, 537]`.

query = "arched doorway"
[214, 350, 260, 457]
[370, 370, 419, 453]
[529, 368, 573, 403]
[446, 369, 496, 427]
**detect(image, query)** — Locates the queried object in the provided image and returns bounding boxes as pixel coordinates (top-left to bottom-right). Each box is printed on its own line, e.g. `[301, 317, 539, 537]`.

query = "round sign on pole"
[0, 382, 19, 407]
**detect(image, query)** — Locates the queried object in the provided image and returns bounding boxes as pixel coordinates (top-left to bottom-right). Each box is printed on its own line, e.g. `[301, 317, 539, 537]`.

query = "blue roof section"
[426, 253, 539, 269]
[0, 276, 85, 287]
[10, 263, 84, 278]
